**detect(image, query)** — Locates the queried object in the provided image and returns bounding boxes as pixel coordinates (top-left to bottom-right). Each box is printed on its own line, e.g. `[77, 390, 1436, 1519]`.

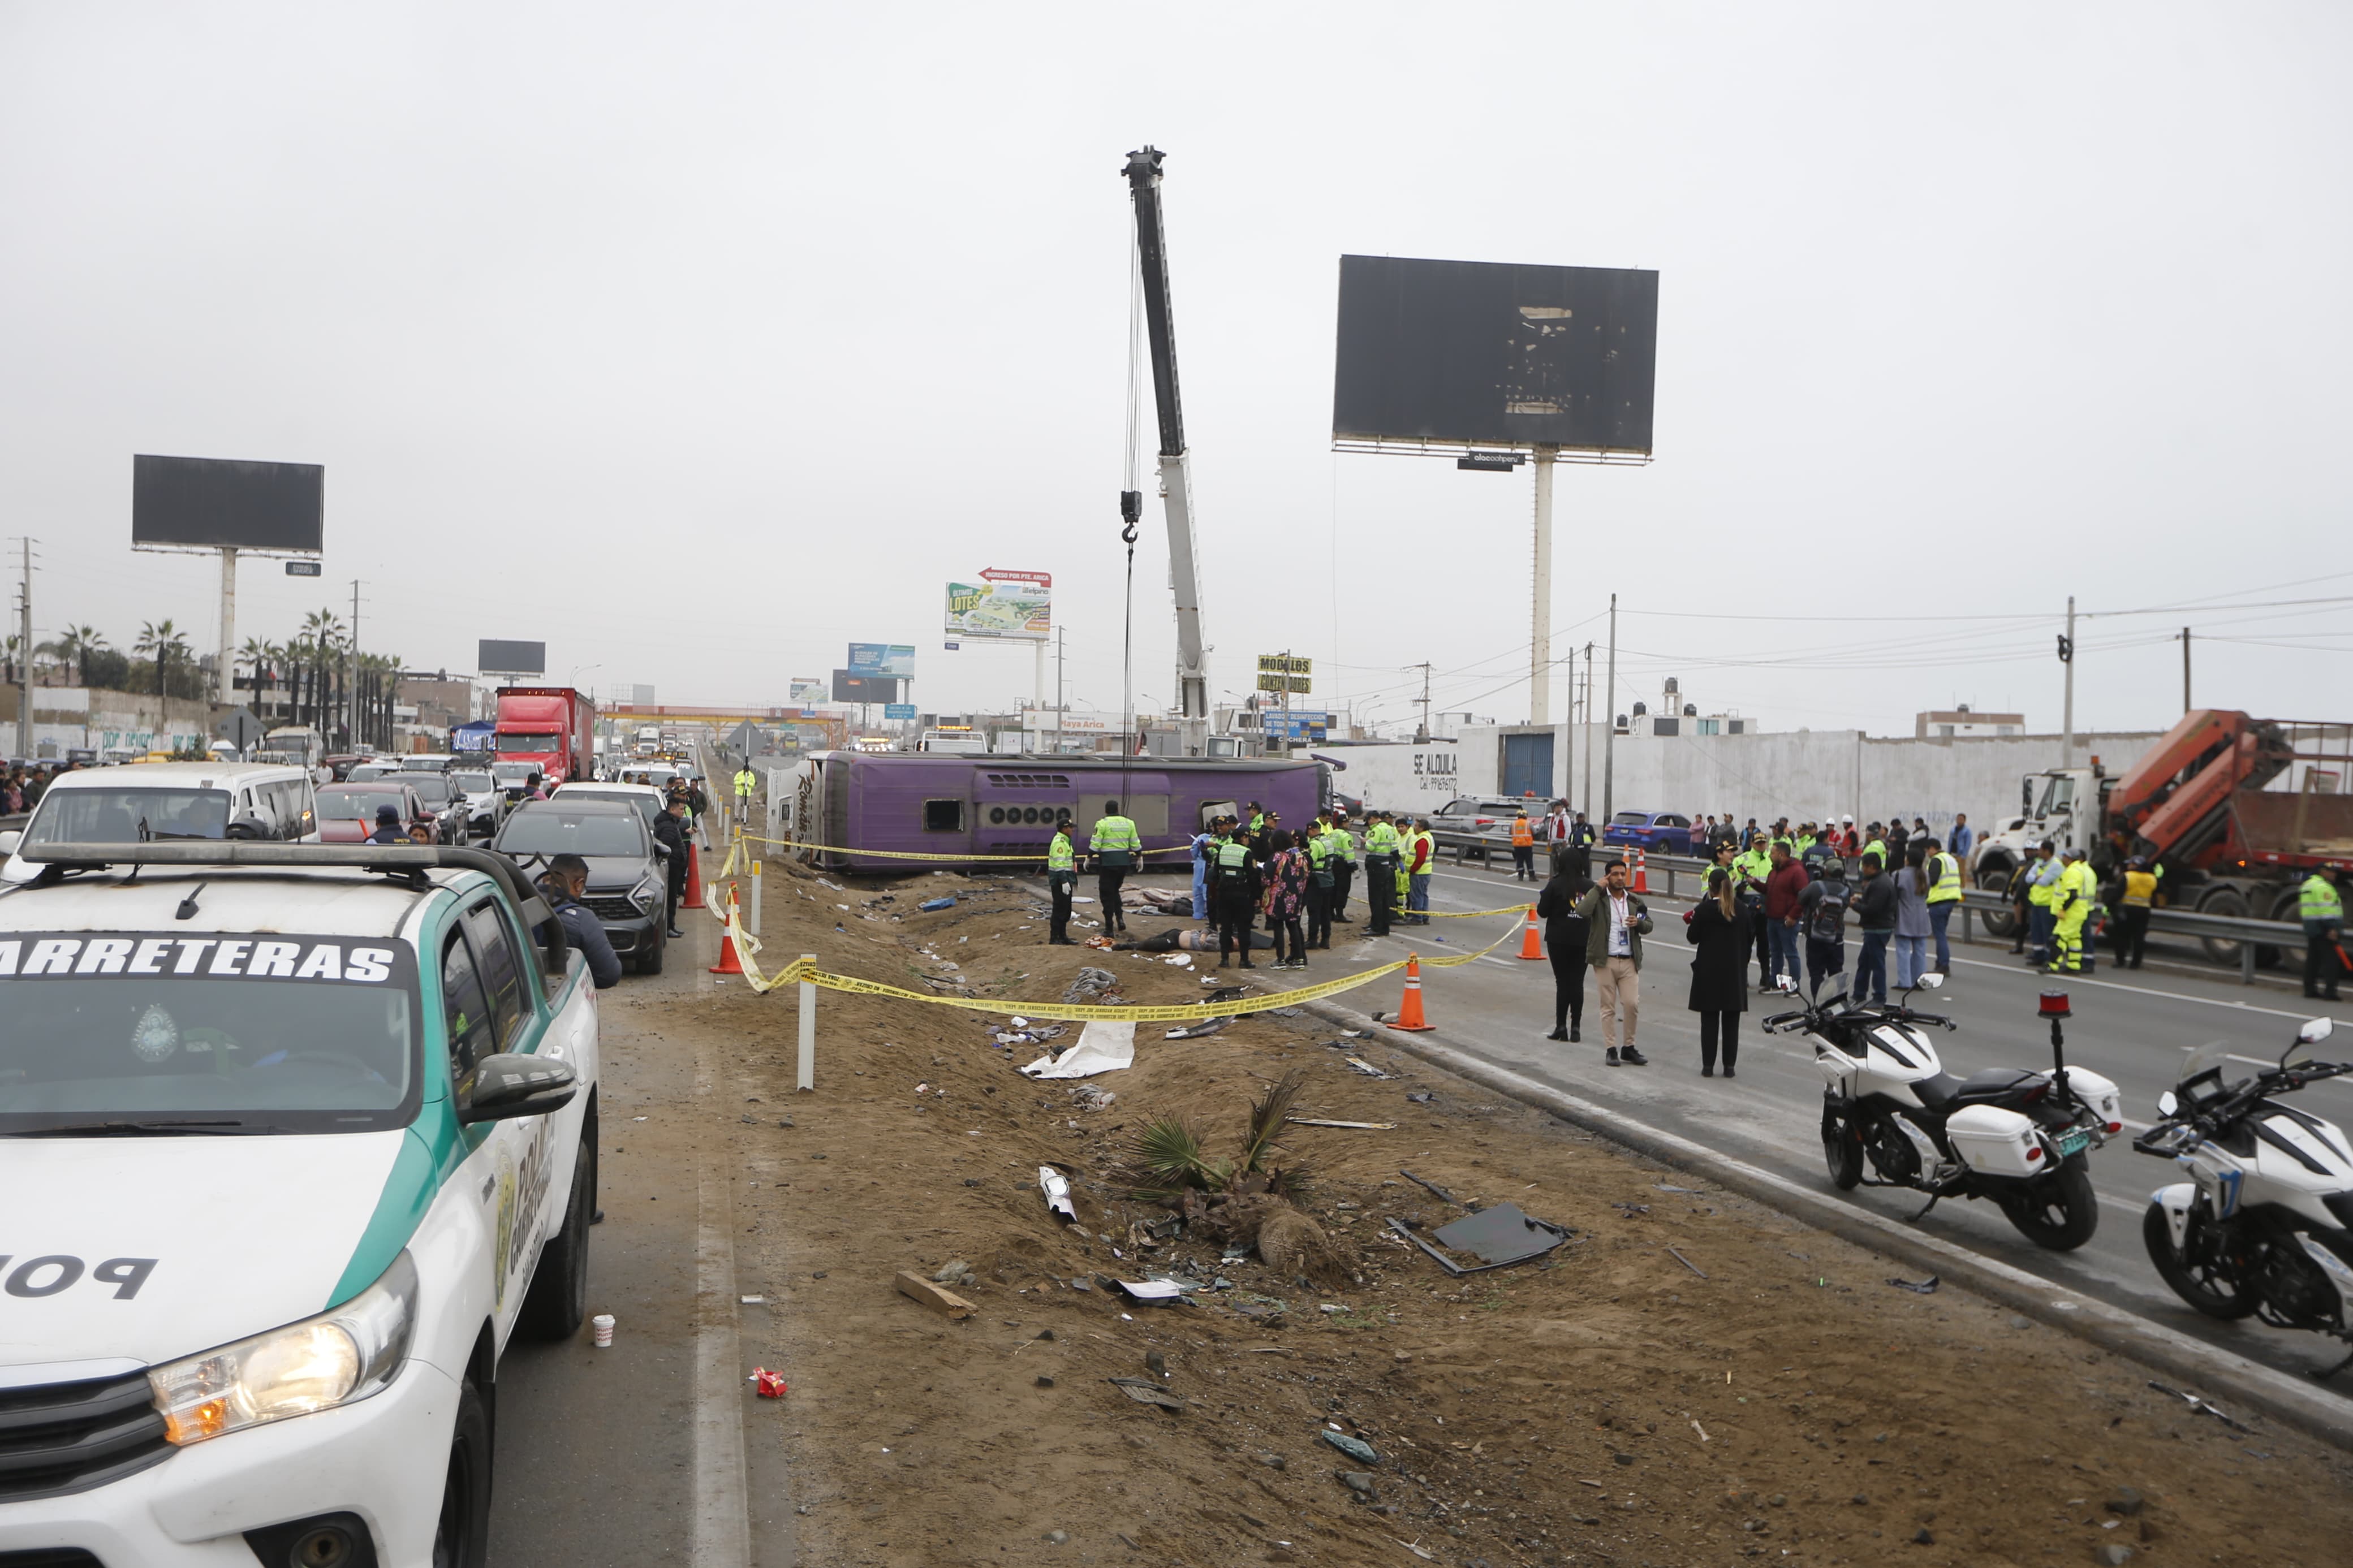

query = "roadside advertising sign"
[788, 677, 825, 704]
[848, 643, 916, 679]
[1261, 710, 1330, 741]
[943, 569, 1051, 641]
[883, 703, 917, 721]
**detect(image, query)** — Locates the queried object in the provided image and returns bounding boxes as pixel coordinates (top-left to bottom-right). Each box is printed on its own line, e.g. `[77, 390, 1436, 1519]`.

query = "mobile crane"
[1123, 146, 1211, 755]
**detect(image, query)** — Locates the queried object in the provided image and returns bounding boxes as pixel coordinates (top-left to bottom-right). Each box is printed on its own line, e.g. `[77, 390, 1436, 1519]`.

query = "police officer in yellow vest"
[1327, 810, 1359, 923]
[2049, 845, 2099, 975]
[2301, 863, 2344, 1001]
[2109, 855, 2157, 971]
[2023, 841, 2063, 966]
[1210, 822, 1261, 969]
[1363, 810, 1402, 936]
[1304, 818, 1337, 949]
[1088, 799, 1141, 935]
[1925, 839, 1963, 974]
[732, 763, 757, 815]
[1045, 822, 1078, 945]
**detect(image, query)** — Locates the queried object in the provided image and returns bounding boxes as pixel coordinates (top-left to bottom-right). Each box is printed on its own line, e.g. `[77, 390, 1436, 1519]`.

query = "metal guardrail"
[1573, 850, 2312, 986]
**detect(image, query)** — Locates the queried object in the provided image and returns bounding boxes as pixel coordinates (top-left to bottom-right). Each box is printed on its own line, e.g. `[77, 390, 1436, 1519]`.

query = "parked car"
[1425, 795, 1546, 863]
[450, 766, 508, 840]
[492, 760, 546, 802]
[492, 798, 671, 975]
[0, 762, 320, 884]
[551, 780, 669, 837]
[1601, 809, 1693, 854]
[313, 781, 443, 845]
[402, 770, 475, 845]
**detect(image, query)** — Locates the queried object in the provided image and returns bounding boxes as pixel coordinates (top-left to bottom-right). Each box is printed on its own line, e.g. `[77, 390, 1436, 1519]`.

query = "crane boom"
[1124, 146, 1210, 740]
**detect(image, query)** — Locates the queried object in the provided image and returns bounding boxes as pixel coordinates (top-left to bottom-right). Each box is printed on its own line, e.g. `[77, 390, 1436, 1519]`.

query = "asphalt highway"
[1308, 858, 2353, 1387]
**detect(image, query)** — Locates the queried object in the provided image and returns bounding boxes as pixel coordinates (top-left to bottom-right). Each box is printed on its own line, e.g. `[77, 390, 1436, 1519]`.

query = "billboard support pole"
[16, 538, 32, 759]
[1529, 446, 1555, 727]
[216, 547, 238, 715]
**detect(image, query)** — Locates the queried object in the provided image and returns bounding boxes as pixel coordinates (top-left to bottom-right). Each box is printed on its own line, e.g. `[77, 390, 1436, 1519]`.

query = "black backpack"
[1807, 884, 1851, 943]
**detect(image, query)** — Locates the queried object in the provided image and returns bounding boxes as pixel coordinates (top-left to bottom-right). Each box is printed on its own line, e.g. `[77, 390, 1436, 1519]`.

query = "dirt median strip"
[1300, 992, 2353, 1452]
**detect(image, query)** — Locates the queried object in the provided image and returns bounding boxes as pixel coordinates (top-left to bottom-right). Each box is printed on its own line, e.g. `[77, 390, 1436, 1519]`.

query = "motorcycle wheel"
[1822, 1105, 1864, 1191]
[2000, 1157, 2099, 1251]
[2141, 1200, 2259, 1320]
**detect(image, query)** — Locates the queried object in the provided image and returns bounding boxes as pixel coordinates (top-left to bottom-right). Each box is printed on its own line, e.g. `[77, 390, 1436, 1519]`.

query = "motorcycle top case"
[1944, 1103, 2044, 1179]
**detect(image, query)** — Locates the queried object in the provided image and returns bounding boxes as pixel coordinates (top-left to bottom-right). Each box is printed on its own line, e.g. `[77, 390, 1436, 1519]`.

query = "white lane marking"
[1949, 954, 2346, 1024]
[693, 1048, 751, 1568]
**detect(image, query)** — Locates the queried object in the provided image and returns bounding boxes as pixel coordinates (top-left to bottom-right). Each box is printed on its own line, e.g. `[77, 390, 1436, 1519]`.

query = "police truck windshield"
[24, 788, 231, 844]
[0, 932, 420, 1134]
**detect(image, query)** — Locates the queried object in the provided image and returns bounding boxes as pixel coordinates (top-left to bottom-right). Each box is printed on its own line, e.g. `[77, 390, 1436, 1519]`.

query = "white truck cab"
[0, 841, 601, 1567]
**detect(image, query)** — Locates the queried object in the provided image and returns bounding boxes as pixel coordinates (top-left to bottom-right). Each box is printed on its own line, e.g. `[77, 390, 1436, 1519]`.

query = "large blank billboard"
[133, 454, 324, 552]
[479, 640, 546, 675]
[833, 669, 900, 703]
[1332, 256, 1658, 453]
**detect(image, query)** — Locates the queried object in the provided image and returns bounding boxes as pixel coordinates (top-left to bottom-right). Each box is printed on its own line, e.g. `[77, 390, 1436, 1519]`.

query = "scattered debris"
[1070, 1084, 1118, 1112]
[751, 1368, 788, 1398]
[894, 1271, 976, 1320]
[1288, 1117, 1397, 1130]
[1320, 1428, 1379, 1463]
[1611, 1202, 1650, 1217]
[2146, 1381, 2253, 1433]
[1886, 1273, 1940, 1294]
[1105, 1278, 1193, 1307]
[1108, 1376, 1185, 1412]
[1022, 1020, 1136, 1079]
[1389, 1203, 1571, 1276]
[931, 1259, 980, 1289]
[1342, 1056, 1393, 1078]
[1655, 1183, 1703, 1194]
[1165, 1017, 1234, 1040]
[918, 896, 957, 912]
[1690, 1418, 1709, 1442]
[1666, 1246, 1708, 1280]
[1399, 1170, 1468, 1207]
[1063, 967, 1119, 1003]
[1038, 1166, 1077, 1220]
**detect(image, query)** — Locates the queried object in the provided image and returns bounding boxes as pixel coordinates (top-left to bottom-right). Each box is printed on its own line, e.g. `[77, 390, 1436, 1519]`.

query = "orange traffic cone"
[1387, 954, 1436, 1031]
[1517, 905, 1545, 960]
[1631, 848, 1649, 893]
[710, 886, 747, 975]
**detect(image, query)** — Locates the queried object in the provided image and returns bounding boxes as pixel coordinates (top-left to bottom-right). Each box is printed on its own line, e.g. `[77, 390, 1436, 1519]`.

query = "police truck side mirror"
[459, 1054, 579, 1125]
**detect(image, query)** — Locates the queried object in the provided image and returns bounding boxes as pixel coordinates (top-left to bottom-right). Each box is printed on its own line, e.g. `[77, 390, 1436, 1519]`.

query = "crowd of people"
[0, 758, 88, 814]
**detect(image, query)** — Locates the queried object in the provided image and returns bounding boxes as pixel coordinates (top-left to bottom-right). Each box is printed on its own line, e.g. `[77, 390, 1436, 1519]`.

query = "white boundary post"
[796, 953, 817, 1091]
[748, 857, 762, 937]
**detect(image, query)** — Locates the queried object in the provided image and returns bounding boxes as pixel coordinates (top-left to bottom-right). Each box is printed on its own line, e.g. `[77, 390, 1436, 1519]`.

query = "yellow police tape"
[714, 910, 1521, 1020]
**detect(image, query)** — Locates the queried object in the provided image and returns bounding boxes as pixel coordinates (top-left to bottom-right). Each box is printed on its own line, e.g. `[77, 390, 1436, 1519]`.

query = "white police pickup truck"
[0, 841, 601, 1568]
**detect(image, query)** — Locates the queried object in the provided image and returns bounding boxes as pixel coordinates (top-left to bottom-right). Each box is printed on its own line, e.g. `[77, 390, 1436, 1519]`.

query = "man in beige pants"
[1575, 858, 1652, 1066]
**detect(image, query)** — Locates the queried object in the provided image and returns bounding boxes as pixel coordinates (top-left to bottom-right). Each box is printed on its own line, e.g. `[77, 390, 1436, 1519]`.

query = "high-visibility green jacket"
[734, 768, 757, 798]
[2302, 873, 2344, 923]
[1090, 815, 1140, 866]
[1365, 822, 1401, 858]
[1733, 848, 1773, 891]
[1863, 837, 1887, 867]
[2052, 860, 2097, 914]
[1047, 835, 1075, 872]
[1329, 826, 1358, 863]
[2027, 858, 2063, 906]
[1927, 852, 1963, 904]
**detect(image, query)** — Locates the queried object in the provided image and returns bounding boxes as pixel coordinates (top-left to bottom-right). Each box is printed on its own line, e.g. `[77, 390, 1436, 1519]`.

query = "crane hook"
[1119, 489, 1141, 545]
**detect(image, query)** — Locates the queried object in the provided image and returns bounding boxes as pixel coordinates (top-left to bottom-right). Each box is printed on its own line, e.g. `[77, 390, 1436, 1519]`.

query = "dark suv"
[493, 798, 671, 975]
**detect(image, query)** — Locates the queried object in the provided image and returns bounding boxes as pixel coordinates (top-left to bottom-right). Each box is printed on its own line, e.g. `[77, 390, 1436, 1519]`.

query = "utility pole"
[2179, 626, 2192, 714]
[1413, 662, 1432, 744]
[1582, 642, 1594, 821]
[347, 580, 363, 752]
[1602, 596, 1618, 828]
[14, 539, 32, 759]
[1529, 446, 1556, 725]
[2059, 595, 2076, 769]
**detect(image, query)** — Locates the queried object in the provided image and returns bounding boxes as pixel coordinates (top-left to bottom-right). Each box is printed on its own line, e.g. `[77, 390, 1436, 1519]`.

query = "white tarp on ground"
[1020, 1019, 1135, 1078]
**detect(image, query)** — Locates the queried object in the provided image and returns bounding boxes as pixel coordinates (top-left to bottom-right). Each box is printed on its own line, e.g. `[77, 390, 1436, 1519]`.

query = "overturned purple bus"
[785, 751, 1328, 872]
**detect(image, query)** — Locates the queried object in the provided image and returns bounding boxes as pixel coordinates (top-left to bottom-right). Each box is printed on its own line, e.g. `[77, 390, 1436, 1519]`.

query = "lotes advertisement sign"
[943, 569, 1051, 641]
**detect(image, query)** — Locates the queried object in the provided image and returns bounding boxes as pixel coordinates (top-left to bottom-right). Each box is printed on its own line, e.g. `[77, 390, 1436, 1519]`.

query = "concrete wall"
[0, 686, 219, 758]
[1456, 723, 2165, 840]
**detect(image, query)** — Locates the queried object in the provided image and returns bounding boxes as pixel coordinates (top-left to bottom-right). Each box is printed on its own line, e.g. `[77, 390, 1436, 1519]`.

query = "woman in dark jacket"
[1535, 852, 1593, 1042]
[1686, 867, 1750, 1076]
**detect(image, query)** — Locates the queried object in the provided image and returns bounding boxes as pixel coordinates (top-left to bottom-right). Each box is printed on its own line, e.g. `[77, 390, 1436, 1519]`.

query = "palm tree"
[133, 619, 192, 698]
[51, 625, 105, 686]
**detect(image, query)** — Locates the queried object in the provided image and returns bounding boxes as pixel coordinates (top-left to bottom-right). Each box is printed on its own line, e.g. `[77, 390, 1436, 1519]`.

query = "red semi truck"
[494, 685, 598, 788]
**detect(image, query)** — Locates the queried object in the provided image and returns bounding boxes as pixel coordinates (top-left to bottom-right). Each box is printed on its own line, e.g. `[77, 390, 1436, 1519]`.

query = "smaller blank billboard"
[1332, 256, 1658, 453]
[133, 454, 324, 552]
[479, 639, 546, 675]
[833, 669, 901, 703]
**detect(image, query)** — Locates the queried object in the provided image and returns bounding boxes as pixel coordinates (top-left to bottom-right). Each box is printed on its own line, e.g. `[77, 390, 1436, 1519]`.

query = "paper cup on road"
[592, 1313, 616, 1347]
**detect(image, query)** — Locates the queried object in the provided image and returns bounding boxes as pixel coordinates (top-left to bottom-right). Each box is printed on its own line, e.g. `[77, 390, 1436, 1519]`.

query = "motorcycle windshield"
[2175, 1040, 2243, 1109]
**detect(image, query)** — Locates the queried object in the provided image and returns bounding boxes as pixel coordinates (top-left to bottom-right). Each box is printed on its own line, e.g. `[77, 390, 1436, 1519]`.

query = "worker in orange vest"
[1510, 807, 1537, 882]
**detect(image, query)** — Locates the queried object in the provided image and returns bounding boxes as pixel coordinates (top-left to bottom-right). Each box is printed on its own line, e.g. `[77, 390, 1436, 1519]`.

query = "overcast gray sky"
[3, 2, 2345, 738]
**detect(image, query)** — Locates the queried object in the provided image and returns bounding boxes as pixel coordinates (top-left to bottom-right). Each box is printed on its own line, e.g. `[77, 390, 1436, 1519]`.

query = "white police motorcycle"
[1764, 975, 2124, 1250]
[2134, 1017, 2353, 1376]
